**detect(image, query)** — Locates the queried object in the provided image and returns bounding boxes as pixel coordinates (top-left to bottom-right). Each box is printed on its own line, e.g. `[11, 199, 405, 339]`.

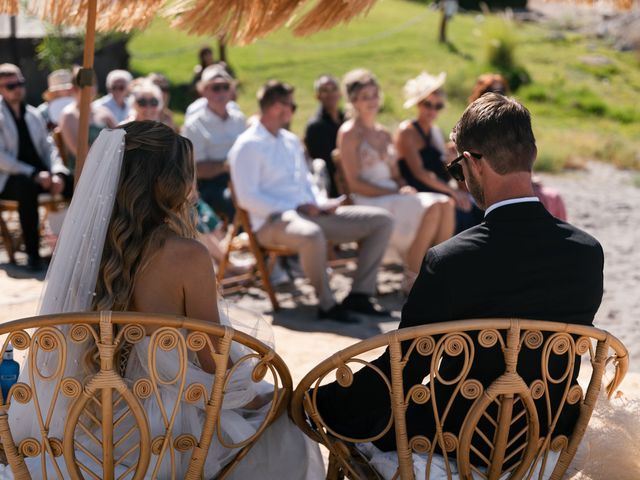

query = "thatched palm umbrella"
[0, 0, 376, 182]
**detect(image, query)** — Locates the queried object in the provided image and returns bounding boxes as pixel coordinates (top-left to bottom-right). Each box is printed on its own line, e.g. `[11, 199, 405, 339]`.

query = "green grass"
[128, 0, 640, 172]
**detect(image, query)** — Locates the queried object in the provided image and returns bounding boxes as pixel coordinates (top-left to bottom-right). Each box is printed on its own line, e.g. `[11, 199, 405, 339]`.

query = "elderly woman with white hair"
[92, 69, 132, 123]
[337, 69, 455, 292]
[123, 80, 165, 124]
[395, 71, 483, 233]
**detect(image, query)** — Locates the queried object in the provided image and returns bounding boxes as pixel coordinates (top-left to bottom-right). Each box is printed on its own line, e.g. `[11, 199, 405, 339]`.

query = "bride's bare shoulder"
[142, 234, 212, 283]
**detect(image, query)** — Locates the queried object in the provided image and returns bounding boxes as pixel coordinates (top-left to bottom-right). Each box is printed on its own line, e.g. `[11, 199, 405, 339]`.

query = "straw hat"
[403, 71, 446, 109]
[43, 69, 74, 101]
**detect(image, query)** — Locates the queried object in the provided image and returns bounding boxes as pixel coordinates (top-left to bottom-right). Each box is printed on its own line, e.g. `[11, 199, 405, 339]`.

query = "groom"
[315, 93, 604, 456]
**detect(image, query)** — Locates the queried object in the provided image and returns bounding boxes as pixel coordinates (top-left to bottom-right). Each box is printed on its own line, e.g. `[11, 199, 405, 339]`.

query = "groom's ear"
[463, 151, 483, 174]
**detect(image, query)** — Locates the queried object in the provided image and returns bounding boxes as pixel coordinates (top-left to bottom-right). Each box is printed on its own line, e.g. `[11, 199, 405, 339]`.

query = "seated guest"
[469, 72, 509, 102]
[182, 65, 245, 221]
[123, 81, 165, 124]
[37, 69, 75, 130]
[338, 69, 455, 291]
[316, 93, 604, 466]
[147, 73, 176, 131]
[59, 67, 116, 171]
[0, 63, 72, 270]
[92, 69, 132, 124]
[229, 80, 394, 323]
[396, 71, 483, 233]
[304, 74, 345, 198]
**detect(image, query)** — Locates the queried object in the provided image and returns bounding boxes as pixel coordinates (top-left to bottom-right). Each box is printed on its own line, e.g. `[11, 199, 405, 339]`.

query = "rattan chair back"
[0, 312, 292, 479]
[291, 318, 628, 480]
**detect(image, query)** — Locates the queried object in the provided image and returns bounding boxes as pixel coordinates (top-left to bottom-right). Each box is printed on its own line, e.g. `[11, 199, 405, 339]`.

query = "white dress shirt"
[484, 196, 540, 217]
[182, 105, 246, 163]
[229, 121, 319, 230]
[92, 94, 129, 124]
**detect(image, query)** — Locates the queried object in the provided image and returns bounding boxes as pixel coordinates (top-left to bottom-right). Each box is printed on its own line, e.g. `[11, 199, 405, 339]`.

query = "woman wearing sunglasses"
[338, 69, 455, 292]
[125, 80, 165, 124]
[395, 72, 483, 233]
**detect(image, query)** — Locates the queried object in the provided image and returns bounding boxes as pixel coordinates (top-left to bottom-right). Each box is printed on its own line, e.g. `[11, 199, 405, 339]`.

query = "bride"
[5, 121, 323, 479]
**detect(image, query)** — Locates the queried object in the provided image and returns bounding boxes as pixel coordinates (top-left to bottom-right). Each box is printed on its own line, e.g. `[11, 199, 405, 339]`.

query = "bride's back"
[93, 121, 219, 327]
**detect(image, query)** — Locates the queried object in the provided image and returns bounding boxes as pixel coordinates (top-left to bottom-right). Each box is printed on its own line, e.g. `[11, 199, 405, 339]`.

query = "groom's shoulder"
[431, 223, 490, 260]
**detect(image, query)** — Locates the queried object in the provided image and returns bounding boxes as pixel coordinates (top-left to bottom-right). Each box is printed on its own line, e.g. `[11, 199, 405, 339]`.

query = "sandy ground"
[0, 161, 638, 478]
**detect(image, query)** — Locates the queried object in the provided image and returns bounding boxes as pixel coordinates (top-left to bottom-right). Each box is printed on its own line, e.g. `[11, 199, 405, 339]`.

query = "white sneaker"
[270, 261, 291, 286]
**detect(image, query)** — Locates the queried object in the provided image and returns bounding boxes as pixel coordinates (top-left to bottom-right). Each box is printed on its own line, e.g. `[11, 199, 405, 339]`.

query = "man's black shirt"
[304, 107, 345, 198]
[7, 103, 48, 174]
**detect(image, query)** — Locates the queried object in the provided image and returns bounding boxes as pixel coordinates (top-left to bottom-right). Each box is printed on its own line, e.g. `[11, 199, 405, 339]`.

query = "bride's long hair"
[92, 121, 197, 311]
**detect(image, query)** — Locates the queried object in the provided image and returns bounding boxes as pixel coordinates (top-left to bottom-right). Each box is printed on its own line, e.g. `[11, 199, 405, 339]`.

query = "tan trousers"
[256, 206, 393, 310]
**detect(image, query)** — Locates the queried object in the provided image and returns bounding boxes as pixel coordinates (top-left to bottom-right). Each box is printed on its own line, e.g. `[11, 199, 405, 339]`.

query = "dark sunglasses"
[1, 80, 25, 91]
[279, 100, 297, 113]
[209, 83, 230, 93]
[420, 100, 445, 111]
[446, 152, 482, 182]
[136, 97, 160, 107]
[111, 84, 128, 92]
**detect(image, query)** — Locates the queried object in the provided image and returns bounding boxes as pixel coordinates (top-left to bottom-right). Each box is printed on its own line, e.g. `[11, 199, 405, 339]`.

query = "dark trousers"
[0, 173, 73, 260]
[197, 173, 235, 222]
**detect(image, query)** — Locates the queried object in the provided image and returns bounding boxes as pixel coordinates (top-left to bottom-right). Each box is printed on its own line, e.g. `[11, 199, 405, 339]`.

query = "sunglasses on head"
[278, 100, 297, 113]
[446, 152, 482, 182]
[209, 83, 230, 93]
[136, 97, 160, 108]
[420, 100, 445, 111]
[1, 80, 25, 91]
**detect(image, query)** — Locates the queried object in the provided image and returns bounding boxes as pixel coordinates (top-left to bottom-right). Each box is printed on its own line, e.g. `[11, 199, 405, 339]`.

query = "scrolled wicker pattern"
[0, 312, 292, 480]
[291, 319, 628, 480]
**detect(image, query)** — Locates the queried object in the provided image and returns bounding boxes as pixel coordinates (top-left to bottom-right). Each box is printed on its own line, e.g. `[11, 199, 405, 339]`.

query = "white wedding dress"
[0, 128, 323, 479]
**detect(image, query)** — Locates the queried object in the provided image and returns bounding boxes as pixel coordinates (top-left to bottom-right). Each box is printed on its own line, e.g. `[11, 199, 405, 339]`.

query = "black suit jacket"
[316, 201, 604, 455]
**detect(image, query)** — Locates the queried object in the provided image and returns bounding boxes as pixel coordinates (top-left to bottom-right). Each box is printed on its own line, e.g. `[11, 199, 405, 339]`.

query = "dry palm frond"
[166, 0, 306, 45]
[0, 0, 19, 16]
[292, 0, 376, 36]
[1, 0, 379, 43]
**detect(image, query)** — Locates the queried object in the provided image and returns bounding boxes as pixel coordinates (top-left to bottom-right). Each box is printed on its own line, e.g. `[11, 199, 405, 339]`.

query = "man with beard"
[314, 93, 604, 464]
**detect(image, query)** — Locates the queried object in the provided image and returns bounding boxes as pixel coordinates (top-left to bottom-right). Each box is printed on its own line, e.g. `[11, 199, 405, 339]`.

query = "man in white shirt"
[229, 81, 394, 323]
[182, 65, 246, 221]
[92, 69, 132, 124]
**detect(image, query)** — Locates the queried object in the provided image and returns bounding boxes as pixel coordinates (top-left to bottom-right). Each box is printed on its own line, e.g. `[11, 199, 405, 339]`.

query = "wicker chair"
[291, 318, 628, 480]
[0, 195, 68, 264]
[0, 311, 292, 479]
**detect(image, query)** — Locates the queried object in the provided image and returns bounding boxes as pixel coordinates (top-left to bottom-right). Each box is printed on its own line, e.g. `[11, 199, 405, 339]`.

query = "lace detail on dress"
[358, 139, 398, 190]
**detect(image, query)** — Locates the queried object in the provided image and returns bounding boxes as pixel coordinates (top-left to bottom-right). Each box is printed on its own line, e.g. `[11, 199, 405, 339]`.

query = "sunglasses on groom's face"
[446, 152, 482, 183]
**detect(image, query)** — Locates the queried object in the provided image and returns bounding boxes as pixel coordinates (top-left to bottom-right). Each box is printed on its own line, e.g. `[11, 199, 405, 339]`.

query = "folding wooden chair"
[217, 185, 296, 311]
[0, 194, 68, 264]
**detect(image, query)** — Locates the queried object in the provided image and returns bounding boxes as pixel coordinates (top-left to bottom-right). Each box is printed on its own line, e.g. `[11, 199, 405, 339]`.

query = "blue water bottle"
[0, 344, 19, 401]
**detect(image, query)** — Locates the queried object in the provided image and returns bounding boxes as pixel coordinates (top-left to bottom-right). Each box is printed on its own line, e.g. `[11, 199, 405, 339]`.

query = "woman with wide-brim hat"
[395, 71, 483, 233]
[37, 69, 75, 130]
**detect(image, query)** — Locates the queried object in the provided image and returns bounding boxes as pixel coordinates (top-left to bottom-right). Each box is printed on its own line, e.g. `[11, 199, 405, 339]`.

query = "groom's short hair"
[450, 93, 537, 174]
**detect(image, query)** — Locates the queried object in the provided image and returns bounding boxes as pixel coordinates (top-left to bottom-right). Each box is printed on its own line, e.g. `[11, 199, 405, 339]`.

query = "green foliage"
[36, 26, 131, 71]
[484, 18, 531, 90]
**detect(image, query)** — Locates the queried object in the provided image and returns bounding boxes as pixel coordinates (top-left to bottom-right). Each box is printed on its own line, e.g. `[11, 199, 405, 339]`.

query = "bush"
[484, 18, 531, 91]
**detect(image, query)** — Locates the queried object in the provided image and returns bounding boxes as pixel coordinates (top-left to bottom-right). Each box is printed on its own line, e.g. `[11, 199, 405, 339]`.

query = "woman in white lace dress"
[337, 69, 455, 290]
[5, 121, 323, 479]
